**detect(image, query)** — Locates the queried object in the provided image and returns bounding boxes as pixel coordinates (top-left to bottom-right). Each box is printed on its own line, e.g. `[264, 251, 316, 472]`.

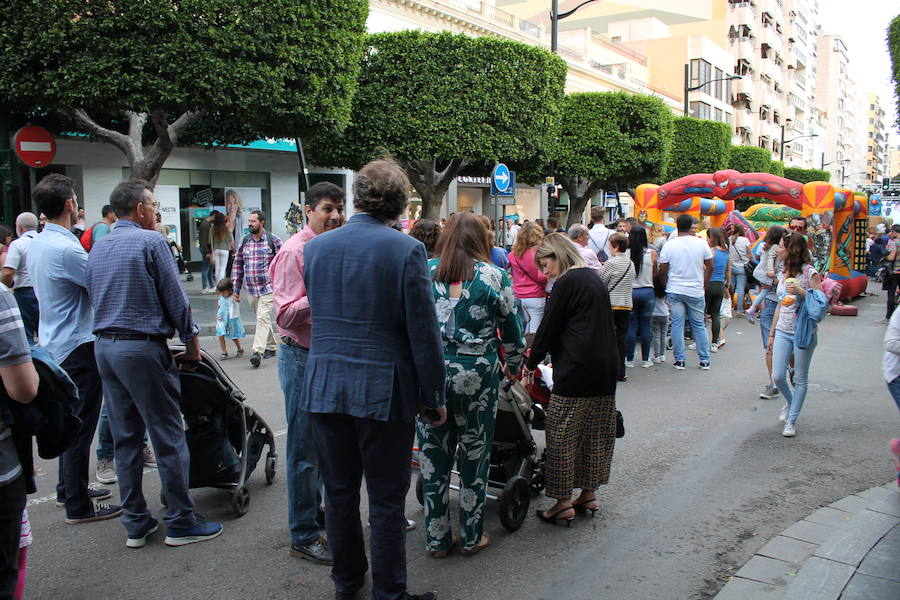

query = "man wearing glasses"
[787, 217, 807, 235]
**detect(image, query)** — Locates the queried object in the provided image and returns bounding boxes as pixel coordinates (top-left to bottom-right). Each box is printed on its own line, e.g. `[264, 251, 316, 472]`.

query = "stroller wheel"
[498, 476, 530, 532]
[529, 471, 545, 494]
[264, 455, 277, 485]
[231, 486, 250, 517]
[415, 472, 424, 506]
[186, 274, 194, 282]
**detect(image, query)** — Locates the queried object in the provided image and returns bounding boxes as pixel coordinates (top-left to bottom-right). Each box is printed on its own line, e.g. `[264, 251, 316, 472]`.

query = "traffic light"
[883, 177, 891, 191]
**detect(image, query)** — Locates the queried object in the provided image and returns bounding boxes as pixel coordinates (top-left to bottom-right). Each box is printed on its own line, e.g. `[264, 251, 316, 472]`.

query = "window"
[689, 101, 711, 120]
[714, 67, 724, 100]
[726, 77, 734, 102]
[715, 108, 723, 122]
[691, 59, 712, 94]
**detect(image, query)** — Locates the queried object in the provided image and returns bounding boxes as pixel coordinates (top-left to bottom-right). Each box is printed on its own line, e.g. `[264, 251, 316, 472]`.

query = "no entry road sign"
[13, 125, 56, 168]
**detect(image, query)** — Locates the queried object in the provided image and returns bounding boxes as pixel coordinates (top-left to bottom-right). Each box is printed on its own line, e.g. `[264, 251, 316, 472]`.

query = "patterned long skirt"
[416, 353, 500, 553]
[544, 393, 616, 500]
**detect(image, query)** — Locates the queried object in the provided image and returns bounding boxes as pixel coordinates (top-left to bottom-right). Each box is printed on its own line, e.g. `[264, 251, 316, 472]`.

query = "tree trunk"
[396, 158, 469, 222]
[67, 108, 205, 190]
[562, 176, 604, 228]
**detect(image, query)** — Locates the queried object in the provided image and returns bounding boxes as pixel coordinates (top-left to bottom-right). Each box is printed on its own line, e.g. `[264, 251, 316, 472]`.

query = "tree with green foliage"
[768, 160, 785, 177]
[888, 15, 900, 127]
[728, 146, 772, 173]
[553, 92, 674, 227]
[307, 31, 567, 221]
[783, 167, 831, 184]
[666, 117, 731, 181]
[0, 0, 368, 186]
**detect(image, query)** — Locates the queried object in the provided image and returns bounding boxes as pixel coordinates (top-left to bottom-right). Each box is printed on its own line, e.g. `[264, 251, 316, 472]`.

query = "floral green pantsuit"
[417, 259, 525, 553]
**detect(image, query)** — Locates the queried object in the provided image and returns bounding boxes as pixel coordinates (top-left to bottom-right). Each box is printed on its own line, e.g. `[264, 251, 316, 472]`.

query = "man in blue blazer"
[302, 159, 446, 600]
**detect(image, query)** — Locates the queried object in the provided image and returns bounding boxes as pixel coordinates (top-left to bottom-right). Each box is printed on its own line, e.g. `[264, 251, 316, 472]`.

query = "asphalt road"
[25, 288, 898, 600]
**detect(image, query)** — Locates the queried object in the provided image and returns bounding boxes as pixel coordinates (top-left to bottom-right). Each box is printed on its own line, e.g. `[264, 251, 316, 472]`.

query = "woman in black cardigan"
[523, 233, 619, 525]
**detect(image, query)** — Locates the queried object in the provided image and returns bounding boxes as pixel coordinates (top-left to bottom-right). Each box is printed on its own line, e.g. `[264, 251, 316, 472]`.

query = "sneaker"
[778, 403, 789, 422]
[236, 349, 245, 357]
[96, 457, 117, 484]
[624, 360, 634, 368]
[688, 343, 697, 351]
[201, 288, 214, 295]
[65, 502, 124, 524]
[673, 361, 686, 370]
[263, 349, 277, 359]
[716, 340, 726, 349]
[710, 343, 719, 353]
[641, 360, 654, 368]
[655, 355, 666, 364]
[782, 422, 797, 437]
[164, 517, 223, 547]
[745, 309, 757, 325]
[142, 444, 157, 468]
[760, 385, 780, 400]
[219, 352, 228, 360]
[56, 486, 112, 507]
[250, 352, 262, 368]
[406, 518, 417, 532]
[290, 536, 333, 565]
[699, 361, 710, 370]
[126, 519, 159, 549]
[877, 318, 890, 324]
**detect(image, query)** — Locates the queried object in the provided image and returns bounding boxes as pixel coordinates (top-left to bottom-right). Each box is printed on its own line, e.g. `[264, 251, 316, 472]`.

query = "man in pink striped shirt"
[270, 182, 345, 566]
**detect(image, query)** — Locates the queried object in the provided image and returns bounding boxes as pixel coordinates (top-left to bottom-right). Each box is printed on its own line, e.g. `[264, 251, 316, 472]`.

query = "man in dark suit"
[302, 160, 446, 600]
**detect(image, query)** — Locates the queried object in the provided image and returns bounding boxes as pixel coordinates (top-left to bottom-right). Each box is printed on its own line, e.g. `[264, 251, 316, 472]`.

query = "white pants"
[520, 297, 546, 334]
[249, 293, 278, 355]
[213, 249, 230, 287]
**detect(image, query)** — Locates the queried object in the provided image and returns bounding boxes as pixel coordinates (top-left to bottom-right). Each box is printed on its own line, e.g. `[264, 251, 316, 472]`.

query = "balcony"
[734, 108, 754, 132]
[734, 76, 754, 99]
[731, 4, 756, 26]
[760, 58, 780, 81]
[732, 36, 755, 60]
[759, 27, 783, 54]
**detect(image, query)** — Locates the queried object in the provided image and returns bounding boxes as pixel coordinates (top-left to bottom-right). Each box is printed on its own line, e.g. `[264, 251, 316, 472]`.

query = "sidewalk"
[180, 272, 258, 337]
[715, 480, 900, 599]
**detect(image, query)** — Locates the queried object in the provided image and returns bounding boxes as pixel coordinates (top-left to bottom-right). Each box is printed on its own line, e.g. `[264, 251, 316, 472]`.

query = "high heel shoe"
[536, 506, 575, 526]
[572, 498, 599, 517]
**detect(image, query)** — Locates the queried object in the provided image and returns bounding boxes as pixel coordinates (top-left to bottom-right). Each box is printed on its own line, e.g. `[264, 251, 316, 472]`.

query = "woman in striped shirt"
[601, 233, 635, 382]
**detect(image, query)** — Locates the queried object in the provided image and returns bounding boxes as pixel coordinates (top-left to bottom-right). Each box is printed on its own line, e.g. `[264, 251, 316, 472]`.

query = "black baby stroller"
[167, 240, 193, 282]
[165, 347, 277, 517]
[415, 378, 544, 532]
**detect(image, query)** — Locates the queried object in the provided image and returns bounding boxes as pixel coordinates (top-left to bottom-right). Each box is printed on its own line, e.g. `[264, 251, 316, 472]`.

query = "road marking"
[29, 429, 288, 507]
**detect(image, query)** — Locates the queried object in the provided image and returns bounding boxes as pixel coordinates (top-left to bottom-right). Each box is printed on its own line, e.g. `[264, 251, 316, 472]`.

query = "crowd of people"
[0, 159, 889, 600]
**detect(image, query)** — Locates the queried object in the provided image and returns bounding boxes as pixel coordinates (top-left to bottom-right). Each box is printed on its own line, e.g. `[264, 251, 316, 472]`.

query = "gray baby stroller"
[415, 378, 544, 532]
[165, 347, 277, 517]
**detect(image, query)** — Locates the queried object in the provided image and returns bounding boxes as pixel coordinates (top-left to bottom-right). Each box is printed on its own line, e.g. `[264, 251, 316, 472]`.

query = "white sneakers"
[654, 355, 666, 364]
[782, 422, 797, 437]
[201, 287, 216, 294]
[641, 360, 654, 368]
[710, 342, 719, 353]
[624, 360, 635, 368]
[779, 403, 796, 436]
[778, 403, 789, 422]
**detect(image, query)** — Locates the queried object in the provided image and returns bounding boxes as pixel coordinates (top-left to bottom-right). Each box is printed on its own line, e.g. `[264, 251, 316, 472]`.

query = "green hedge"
[768, 160, 785, 176]
[728, 146, 772, 173]
[666, 117, 732, 181]
[783, 167, 831, 183]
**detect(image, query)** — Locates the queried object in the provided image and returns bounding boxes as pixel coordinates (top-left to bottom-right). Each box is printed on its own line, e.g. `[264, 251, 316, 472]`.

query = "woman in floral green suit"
[417, 212, 526, 558]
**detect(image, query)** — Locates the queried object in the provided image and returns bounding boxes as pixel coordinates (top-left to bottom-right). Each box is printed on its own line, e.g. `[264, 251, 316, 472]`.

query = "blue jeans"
[888, 376, 900, 412]
[626, 287, 655, 361]
[201, 253, 213, 289]
[731, 268, 747, 312]
[759, 298, 777, 349]
[13, 288, 38, 346]
[667, 293, 710, 363]
[98, 399, 148, 460]
[772, 329, 817, 425]
[277, 344, 323, 547]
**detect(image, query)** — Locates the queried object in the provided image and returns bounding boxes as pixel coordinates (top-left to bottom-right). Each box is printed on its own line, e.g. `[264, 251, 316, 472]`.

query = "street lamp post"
[550, 0, 600, 53]
[779, 124, 818, 162]
[683, 66, 741, 117]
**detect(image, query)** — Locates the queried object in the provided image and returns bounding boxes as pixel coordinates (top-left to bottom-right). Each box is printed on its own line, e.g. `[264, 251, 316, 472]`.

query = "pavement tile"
[735, 555, 799, 586]
[781, 520, 835, 545]
[856, 486, 898, 502]
[804, 507, 854, 527]
[757, 536, 819, 565]
[813, 509, 899, 566]
[866, 492, 900, 518]
[829, 496, 872, 514]
[884, 524, 900, 543]
[880, 482, 900, 493]
[855, 536, 900, 583]
[714, 577, 785, 600]
[781, 556, 854, 600]
[839, 573, 900, 600]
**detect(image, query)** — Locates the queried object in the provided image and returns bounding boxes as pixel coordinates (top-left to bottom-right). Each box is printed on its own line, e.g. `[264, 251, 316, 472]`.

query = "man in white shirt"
[658, 214, 713, 370]
[568, 224, 603, 273]
[1, 213, 40, 344]
[505, 219, 520, 252]
[587, 206, 611, 261]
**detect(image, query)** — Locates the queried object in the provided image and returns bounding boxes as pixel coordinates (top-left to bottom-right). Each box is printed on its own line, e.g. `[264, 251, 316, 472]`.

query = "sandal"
[429, 535, 459, 559]
[460, 533, 490, 557]
[236, 349, 244, 357]
[572, 498, 599, 517]
[536, 506, 575, 526]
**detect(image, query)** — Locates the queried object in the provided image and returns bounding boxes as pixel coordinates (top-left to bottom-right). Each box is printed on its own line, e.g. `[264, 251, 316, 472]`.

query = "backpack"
[80, 225, 96, 252]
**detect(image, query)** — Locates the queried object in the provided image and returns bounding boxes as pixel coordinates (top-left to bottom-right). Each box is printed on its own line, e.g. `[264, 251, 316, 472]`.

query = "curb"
[714, 481, 900, 599]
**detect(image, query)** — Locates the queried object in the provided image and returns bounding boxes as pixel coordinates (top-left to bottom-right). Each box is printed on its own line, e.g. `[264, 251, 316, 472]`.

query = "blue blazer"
[301, 213, 446, 422]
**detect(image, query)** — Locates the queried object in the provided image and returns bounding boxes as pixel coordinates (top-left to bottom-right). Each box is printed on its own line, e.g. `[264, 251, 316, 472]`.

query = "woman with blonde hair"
[508, 222, 548, 334]
[648, 223, 667, 253]
[523, 233, 619, 524]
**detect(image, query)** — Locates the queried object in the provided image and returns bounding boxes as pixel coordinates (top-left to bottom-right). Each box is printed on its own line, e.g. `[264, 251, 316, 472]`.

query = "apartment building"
[864, 92, 889, 186]
[815, 35, 855, 181]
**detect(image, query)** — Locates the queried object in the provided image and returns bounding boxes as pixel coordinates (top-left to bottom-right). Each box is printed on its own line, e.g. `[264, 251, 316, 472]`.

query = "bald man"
[2, 213, 40, 344]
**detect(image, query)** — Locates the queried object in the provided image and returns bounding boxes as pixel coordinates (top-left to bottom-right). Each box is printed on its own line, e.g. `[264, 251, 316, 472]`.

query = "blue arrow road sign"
[491, 163, 514, 196]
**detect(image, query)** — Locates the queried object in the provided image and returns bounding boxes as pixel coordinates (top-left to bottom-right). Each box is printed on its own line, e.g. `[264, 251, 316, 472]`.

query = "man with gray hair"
[568, 224, 603, 274]
[2, 212, 40, 344]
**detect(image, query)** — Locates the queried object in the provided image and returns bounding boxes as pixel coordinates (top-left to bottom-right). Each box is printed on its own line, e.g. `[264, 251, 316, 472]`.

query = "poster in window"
[224, 187, 261, 245]
[155, 185, 181, 244]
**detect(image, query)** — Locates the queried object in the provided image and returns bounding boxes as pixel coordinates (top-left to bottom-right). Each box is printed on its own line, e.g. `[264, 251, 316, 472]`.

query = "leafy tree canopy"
[889, 15, 900, 129]
[768, 160, 785, 177]
[783, 167, 831, 184]
[728, 145, 772, 173]
[307, 31, 567, 220]
[665, 117, 732, 181]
